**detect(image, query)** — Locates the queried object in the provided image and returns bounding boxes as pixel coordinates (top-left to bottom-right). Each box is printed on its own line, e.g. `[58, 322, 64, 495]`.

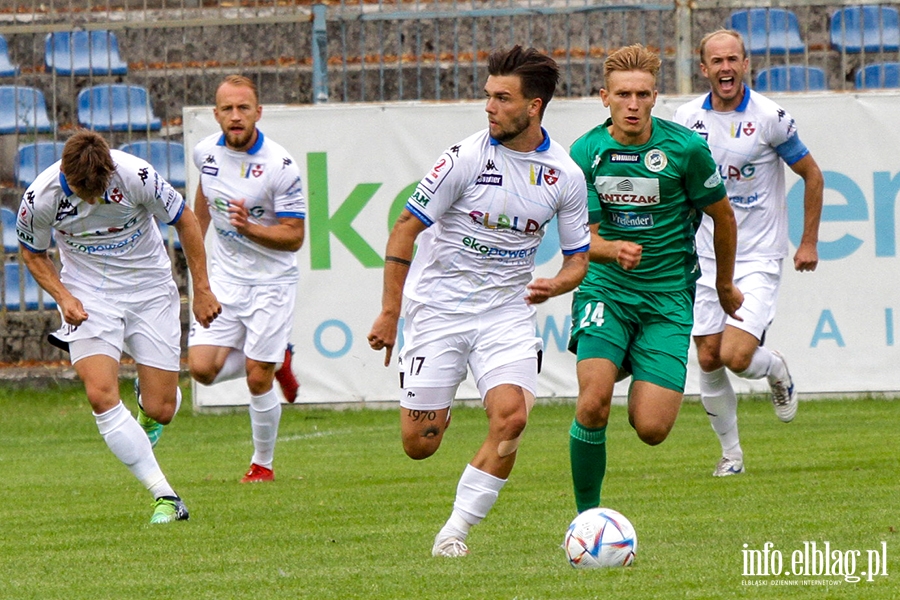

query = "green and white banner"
[184, 93, 900, 406]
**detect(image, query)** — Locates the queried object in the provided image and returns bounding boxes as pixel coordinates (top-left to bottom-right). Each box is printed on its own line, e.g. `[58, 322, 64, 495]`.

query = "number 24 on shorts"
[580, 302, 605, 329]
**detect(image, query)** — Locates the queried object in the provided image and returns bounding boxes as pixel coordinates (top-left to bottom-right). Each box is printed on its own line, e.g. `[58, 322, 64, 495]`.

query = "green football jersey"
[570, 116, 726, 292]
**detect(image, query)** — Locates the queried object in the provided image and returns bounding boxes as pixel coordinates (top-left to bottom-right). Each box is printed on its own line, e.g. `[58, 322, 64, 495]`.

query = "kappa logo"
[138, 168, 149, 186]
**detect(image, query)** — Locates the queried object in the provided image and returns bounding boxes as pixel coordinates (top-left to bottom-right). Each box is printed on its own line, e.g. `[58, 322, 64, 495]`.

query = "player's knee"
[635, 422, 671, 446]
[402, 436, 440, 460]
[575, 394, 610, 429]
[720, 346, 753, 373]
[189, 364, 217, 386]
[245, 373, 274, 396]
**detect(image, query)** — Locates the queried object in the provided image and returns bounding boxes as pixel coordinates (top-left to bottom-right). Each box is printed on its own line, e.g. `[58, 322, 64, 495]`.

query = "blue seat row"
[729, 6, 900, 55]
[0, 83, 161, 135]
[1, 30, 127, 77]
[16, 139, 184, 189]
[755, 65, 827, 92]
[3, 262, 56, 311]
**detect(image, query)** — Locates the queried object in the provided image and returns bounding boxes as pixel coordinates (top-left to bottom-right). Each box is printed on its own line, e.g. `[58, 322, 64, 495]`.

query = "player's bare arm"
[174, 205, 222, 328]
[367, 209, 427, 366]
[789, 153, 824, 273]
[193, 184, 212, 240]
[226, 198, 305, 252]
[21, 249, 89, 325]
[702, 196, 743, 320]
[586, 223, 642, 270]
[526, 250, 588, 305]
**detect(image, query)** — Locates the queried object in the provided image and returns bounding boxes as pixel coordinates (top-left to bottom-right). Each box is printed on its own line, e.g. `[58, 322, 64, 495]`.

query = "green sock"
[569, 419, 607, 513]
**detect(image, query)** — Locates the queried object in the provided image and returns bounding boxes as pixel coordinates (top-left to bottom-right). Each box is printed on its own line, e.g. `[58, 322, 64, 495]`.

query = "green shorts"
[568, 285, 695, 392]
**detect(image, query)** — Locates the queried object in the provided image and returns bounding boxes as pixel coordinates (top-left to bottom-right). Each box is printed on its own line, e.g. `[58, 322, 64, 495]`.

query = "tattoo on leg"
[407, 409, 437, 422]
[423, 426, 440, 438]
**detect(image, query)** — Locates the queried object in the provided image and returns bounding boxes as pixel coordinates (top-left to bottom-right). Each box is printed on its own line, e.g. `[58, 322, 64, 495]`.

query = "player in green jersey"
[567, 44, 744, 513]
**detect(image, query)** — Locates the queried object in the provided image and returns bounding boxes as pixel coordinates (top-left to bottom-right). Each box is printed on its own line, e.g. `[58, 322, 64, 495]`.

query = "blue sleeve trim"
[405, 202, 433, 227]
[166, 202, 186, 226]
[20, 242, 46, 254]
[774, 134, 809, 166]
[562, 243, 590, 256]
[275, 211, 306, 220]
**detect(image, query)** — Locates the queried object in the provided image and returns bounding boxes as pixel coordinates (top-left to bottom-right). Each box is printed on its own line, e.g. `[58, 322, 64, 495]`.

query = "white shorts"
[53, 280, 181, 370]
[398, 299, 542, 409]
[188, 278, 296, 364]
[693, 257, 783, 340]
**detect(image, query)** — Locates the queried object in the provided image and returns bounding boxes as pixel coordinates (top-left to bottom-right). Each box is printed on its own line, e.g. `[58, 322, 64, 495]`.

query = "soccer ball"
[563, 507, 637, 568]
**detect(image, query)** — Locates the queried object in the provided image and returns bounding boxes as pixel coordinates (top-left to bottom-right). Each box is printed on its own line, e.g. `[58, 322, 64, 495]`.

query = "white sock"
[212, 349, 246, 384]
[699, 368, 742, 460]
[736, 346, 776, 380]
[94, 401, 175, 499]
[249, 388, 281, 469]
[439, 464, 506, 541]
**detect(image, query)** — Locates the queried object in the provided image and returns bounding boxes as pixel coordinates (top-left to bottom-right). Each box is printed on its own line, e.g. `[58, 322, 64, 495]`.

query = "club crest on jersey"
[241, 163, 265, 178]
[543, 168, 559, 186]
[644, 149, 667, 173]
[730, 121, 756, 138]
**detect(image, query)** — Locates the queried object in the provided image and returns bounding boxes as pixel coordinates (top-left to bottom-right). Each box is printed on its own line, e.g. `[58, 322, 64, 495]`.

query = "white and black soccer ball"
[563, 507, 637, 568]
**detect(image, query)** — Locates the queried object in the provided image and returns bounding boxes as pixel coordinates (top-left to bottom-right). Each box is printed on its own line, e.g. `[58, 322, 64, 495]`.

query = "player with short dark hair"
[567, 44, 742, 512]
[17, 129, 221, 524]
[188, 75, 305, 483]
[674, 29, 823, 476]
[368, 45, 590, 556]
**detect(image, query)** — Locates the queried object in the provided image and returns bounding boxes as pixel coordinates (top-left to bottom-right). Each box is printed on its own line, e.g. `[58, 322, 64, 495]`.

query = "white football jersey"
[404, 128, 590, 313]
[673, 86, 810, 260]
[193, 131, 305, 285]
[16, 150, 182, 294]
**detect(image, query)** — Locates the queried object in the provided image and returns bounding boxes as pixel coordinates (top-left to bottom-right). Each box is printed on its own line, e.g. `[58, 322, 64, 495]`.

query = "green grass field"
[0, 382, 896, 599]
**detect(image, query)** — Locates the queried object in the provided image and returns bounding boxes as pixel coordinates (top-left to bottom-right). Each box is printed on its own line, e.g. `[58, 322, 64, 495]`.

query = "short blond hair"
[604, 44, 661, 82]
[699, 29, 746, 63]
[218, 74, 259, 103]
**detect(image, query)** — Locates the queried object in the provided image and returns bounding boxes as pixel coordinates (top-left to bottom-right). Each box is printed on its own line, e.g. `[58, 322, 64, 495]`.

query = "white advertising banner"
[184, 93, 900, 407]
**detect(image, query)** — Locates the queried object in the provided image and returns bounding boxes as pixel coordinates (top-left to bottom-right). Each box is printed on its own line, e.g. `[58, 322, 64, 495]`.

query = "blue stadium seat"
[0, 34, 19, 77]
[729, 8, 806, 55]
[1, 207, 19, 253]
[45, 30, 128, 76]
[77, 84, 162, 132]
[855, 62, 900, 88]
[755, 65, 827, 92]
[0, 86, 55, 134]
[831, 6, 900, 53]
[15, 141, 66, 189]
[119, 140, 185, 188]
[4, 262, 56, 311]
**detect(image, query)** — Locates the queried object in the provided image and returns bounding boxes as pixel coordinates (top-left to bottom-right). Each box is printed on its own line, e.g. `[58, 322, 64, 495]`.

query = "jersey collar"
[489, 127, 551, 152]
[701, 84, 751, 113]
[216, 129, 265, 155]
[58, 172, 74, 197]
